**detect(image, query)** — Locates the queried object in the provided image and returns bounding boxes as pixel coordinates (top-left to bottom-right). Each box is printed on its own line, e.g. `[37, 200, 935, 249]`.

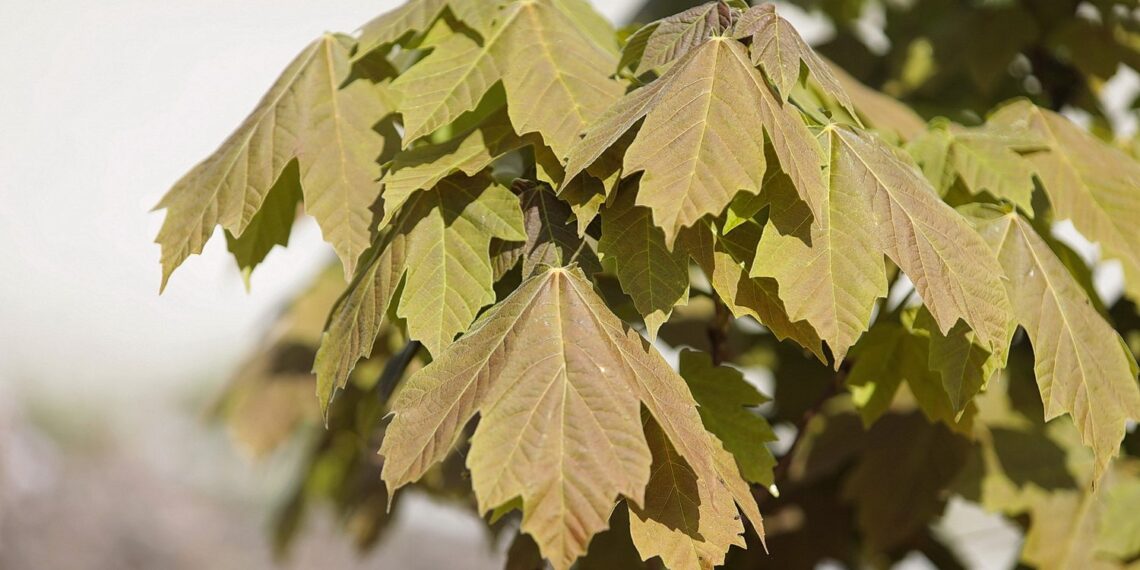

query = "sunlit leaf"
[380, 268, 761, 569]
[313, 172, 524, 413]
[155, 34, 394, 285]
[736, 3, 856, 116]
[970, 206, 1140, 481]
[990, 100, 1140, 292]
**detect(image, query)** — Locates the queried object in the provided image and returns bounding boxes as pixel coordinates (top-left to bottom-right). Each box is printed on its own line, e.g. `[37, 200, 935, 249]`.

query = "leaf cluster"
[165, 1, 1140, 568]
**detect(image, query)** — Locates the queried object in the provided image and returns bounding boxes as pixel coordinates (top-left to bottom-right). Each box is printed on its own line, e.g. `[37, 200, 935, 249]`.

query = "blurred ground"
[0, 384, 504, 570]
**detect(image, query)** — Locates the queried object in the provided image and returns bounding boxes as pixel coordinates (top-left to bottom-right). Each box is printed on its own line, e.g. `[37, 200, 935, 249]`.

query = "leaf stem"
[707, 298, 732, 365]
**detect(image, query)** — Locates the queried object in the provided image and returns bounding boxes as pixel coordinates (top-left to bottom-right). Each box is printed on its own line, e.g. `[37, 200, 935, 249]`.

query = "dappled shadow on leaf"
[630, 412, 706, 538]
[758, 143, 814, 247]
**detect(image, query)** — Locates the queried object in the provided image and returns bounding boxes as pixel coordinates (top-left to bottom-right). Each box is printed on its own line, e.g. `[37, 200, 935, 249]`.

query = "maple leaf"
[383, 0, 622, 158]
[681, 220, 826, 360]
[599, 183, 691, 339]
[379, 267, 761, 569]
[312, 172, 524, 413]
[569, 36, 825, 245]
[755, 125, 1010, 364]
[154, 34, 395, 286]
[378, 115, 527, 227]
[908, 121, 1042, 215]
[989, 100, 1140, 296]
[631, 1, 734, 73]
[846, 316, 975, 434]
[223, 160, 303, 284]
[679, 349, 778, 486]
[734, 3, 855, 116]
[509, 181, 601, 278]
[970, 206, 1140, 481]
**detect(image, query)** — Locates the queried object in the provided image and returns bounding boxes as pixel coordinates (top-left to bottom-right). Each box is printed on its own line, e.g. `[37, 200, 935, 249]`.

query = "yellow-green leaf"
[224, 159, 303, 283]
[627, 413, 745, 570]
[636, 2, 732, 72]
[599, 184, 690, 339]
[379, 117, 526, 227]
[155, 34, 394, 286]
[679, 349, 777, 486]
[683, 220, 826, 360]
[752, 129, 887, 364]
[390, 30, 502, 144]
[737, 4, 855, 116]
[831, 126, 1012, 354]
[380, 268, 761, 569]
[990, 100, 1140, 289]
[971, 207, 1140, 481]
[395, 175, 526, 356]
[313, 172, 524, 413]
[492, 0, 624, 158]
[623, 38, 824, 244]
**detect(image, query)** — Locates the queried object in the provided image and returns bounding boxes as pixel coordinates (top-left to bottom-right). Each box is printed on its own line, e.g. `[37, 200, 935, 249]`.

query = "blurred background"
[1, 1, 1135, 569]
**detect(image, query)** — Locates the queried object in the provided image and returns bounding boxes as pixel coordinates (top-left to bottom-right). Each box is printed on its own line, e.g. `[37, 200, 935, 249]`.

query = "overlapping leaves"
[154, 33, 394, 285]
[379, 268, 762, 569]
[156, 1, 1140, 568]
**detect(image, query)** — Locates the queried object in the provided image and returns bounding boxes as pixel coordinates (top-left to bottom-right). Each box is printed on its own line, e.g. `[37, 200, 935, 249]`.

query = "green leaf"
[155, 34, 395, 286]
[842, 413, 971, 553]
[356, 0, 497, 55]
[618, 22, 656, 74]
[379, 115, 527, 227]
[1098, 476, 1140, 561]
[224, 159, 303, 284]
[846, 320, 932, 426]
[379, 0, 620, 159]
[847, 313, 977, 432]
[682, 220, 826, 360]
[679, 349, 777, 486]
[599, 183, 691, 339]
[909, 121, 1040, 214]
[627, 413, 746, 570]
[562, 56, 678, 183]
[1020, 468, 1140, 570]
[829, 126, 1012, 354]
[394, 174, 526, 356]
[390, 30, 502, 144]
[753, 129, 888, 364]
[635, 1, 732, 73]
[736, 4, 856, 116]
[313, 172, 524, 413]
[622, 37, 825, 244]
[918, 314, 1000, 414]
[379, 268, 762, 569]
[493, 0, 624, 158]
[990, 100, 1140, 292]
[970, 207, 1140, 481]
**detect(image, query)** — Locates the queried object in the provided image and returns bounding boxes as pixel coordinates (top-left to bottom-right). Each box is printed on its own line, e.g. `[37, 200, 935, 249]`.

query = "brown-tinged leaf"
[380, 268, 761, 569]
